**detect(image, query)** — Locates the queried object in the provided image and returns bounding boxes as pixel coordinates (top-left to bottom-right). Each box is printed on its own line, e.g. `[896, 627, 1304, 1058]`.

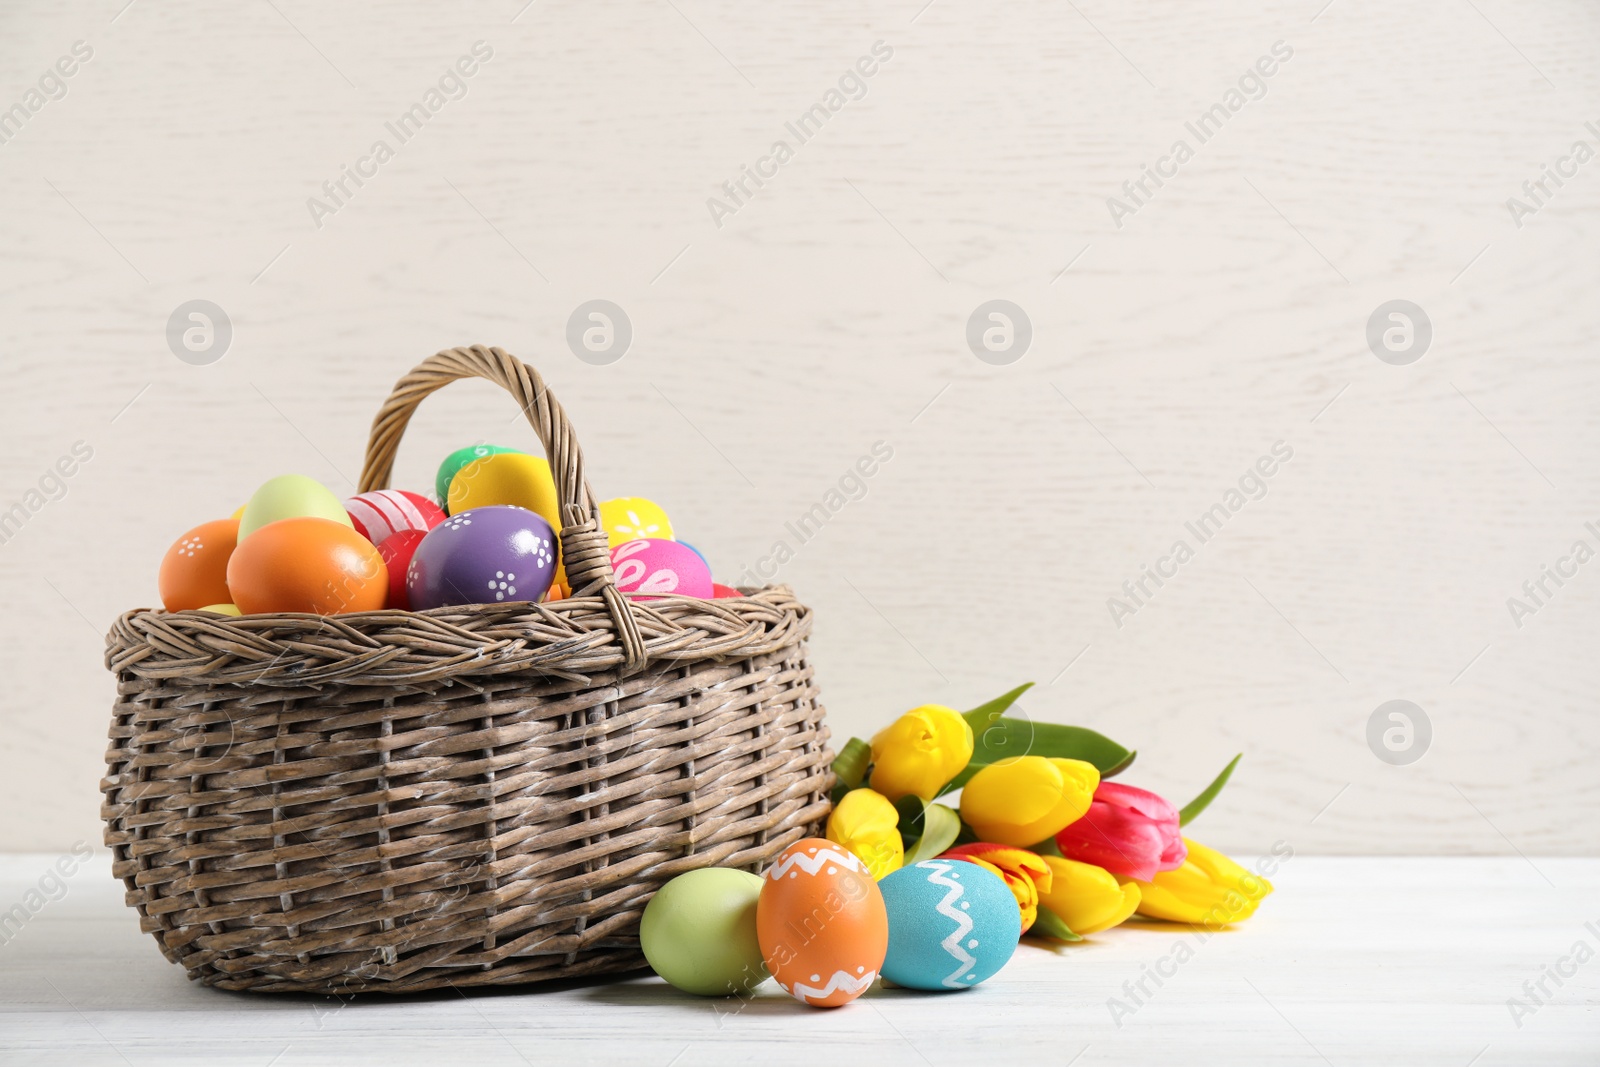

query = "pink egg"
[610, 538, 713, 599]
[345, 490, 445, 546]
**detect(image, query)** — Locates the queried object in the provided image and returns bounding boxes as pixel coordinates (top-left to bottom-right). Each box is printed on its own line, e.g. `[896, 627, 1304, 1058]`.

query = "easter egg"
[230, 505, 245, 520]
[599, 497, 673, 548]
[227, 517, 387, 615]
[158, 518, 240, 611]
[641, 869, 768, 997]
[345, 489, 444, 546]
[610, 538, 712, 600]
[435, 444, 521, 507]
[406, 506, 556, 610]
[198, 603, 241, 616]
[377, 530, 427, 610]
[679, 540, 710, 571]
[711, 584, 743, 599]
[877, 860, 1020, 992]
[239, 475, 353, 540]
[757, 838, 888, 1007]
[447, 453, 560, 534]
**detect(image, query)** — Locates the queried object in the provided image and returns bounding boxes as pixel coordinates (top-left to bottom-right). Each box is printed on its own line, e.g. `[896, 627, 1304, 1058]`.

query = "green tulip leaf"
[1177, 753, 1242, 827]
[960, 682, 1035, 734]
[1029, 906, 1082, 942]
[938, 719, 1133, 794]
[832, 737, 871, 789]
[893, 795, 928, 844]
[903, 803, 961, 865]
[1101, 748, 1138, 779]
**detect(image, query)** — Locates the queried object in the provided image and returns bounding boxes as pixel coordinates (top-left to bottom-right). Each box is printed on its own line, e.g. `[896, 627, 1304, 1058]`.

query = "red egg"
[757, 837, 889, 1007]
[345, 489, 444, 546]
[227, 517, 387, 615]
[711, 583, 743, 599]
[377, 529, 427, 610]
[159, 518, 240, 611]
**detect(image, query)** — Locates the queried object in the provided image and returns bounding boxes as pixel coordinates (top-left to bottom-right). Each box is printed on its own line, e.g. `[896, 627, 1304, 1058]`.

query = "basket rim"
[105, 584, 812, 688]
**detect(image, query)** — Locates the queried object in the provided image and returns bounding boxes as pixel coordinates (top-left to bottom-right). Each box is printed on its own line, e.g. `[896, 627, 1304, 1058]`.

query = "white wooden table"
[1, 854, 1595, 1065]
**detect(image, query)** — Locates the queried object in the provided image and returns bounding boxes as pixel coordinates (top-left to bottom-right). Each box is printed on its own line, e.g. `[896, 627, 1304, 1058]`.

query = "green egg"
[640, 868, 768, 997]
[238, 475, 352, 540]
[435, 445, 522, 511]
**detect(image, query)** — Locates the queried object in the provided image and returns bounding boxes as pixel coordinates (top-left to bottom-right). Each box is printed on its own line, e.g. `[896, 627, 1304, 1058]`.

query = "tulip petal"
[1038, 856, 1141, 936]
[825, 787, 904, 879]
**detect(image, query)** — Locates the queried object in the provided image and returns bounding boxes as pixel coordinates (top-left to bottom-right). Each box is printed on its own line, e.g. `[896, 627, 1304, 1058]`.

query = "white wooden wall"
[2, 0, 1596, 854]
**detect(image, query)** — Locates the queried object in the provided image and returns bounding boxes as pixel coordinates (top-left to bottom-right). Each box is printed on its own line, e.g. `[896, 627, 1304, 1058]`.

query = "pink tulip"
[1054, 782, 1187, 882]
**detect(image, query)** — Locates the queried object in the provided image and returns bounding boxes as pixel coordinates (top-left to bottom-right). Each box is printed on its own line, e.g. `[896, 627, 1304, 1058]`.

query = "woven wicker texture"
[101, 346, 832, 994]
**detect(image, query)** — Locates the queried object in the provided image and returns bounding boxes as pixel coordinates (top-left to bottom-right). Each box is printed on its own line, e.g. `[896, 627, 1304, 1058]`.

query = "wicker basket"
[100, 346, 833, 994]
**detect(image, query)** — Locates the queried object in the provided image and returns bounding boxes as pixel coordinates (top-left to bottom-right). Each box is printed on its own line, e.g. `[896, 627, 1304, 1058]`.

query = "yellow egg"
[198, 603, 242, 616]
[599, 497, 673, 548]
[230, 504, 246, 521]
[448, 453, 561, 533]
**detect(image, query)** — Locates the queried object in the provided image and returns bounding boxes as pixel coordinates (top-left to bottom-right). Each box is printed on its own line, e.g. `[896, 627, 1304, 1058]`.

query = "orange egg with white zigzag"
[756, 837, 888, 1007]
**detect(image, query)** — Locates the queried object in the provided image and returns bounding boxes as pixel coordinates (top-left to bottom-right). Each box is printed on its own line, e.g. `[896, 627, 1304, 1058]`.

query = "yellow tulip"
[825, 788, 904, 879]
[959, 756, 1100, 846]
[868, 705, 974, 802]
[1132, 838, 1273, 927]
[1037, 856, 1140, 936]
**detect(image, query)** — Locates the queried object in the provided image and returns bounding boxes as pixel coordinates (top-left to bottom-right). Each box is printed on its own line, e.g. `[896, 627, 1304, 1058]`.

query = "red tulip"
[1054, 782, 1186, 882]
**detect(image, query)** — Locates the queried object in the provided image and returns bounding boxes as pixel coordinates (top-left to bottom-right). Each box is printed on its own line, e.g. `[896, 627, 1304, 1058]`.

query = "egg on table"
[610, 538, 712, 600]
[345, 489, 444, 546]
[877, 859, 1021, 992]
[435, 444, 521, 507]
[640, 868, 768, 997]
[599, 497, 673, 548]
[239, 475, 353, 540]
[158, 518, 240, 611]
[226, 517, 387, 615]
[757, 837, 888, 1007]
[406, 506, 557, 610]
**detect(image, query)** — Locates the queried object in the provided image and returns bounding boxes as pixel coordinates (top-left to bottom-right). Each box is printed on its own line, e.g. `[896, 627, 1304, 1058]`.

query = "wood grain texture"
[1, 852, 1596, 1063]
[1, 0, 1598, 854]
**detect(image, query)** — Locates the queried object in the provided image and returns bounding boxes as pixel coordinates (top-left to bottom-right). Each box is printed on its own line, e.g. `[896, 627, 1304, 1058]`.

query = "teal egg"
[879, 859, 1020, 991]
[435, 445, 521, 510]
[640, 868, 768, 997]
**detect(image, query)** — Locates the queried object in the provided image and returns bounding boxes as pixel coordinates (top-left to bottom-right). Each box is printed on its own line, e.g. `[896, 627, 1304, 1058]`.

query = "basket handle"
[357, 344, 646, 672]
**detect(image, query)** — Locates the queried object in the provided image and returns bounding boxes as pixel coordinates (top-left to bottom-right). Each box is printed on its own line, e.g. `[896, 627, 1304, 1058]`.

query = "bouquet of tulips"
[824, 683, 1272, 940]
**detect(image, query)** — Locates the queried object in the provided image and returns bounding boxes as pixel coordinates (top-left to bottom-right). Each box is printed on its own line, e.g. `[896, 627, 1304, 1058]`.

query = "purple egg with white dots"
[406, 505, 556, 610]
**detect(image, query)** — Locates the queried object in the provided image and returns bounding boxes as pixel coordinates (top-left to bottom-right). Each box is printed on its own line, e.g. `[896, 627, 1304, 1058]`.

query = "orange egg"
[226, 517, 387, 615]
[757, 837, 889, 1007]
[159, 518, 240, 611]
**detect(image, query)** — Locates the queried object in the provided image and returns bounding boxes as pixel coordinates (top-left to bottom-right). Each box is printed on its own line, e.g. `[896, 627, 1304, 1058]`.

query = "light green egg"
[640, 868, 768, 997]
[238, 475, 353, 540]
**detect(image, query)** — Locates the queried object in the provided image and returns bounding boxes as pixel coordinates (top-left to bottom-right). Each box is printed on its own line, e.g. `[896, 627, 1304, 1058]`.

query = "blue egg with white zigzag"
[879, 859, 1021, 991]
